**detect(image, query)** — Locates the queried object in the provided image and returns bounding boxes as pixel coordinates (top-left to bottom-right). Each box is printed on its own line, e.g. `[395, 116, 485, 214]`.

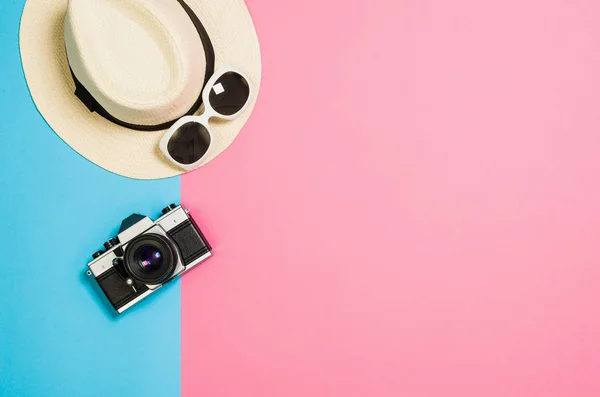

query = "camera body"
[87, 204, 211, 314]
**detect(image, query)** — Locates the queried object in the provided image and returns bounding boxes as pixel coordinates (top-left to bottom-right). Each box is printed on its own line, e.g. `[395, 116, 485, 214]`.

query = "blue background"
[0, 1, 181, 396]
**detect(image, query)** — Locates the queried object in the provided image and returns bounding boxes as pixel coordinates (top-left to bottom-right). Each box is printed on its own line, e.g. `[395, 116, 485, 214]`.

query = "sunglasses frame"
[159, 65, 254, 171]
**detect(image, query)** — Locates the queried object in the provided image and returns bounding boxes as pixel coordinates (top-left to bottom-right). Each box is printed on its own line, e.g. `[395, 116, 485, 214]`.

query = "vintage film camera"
[87, 204, 211, 313]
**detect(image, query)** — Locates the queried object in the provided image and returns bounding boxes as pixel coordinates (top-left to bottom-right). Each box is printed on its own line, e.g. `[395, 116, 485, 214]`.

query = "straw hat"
[20, 0, 261, 179]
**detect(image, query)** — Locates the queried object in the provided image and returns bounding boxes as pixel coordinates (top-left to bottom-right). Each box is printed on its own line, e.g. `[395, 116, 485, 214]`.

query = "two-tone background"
[3, 0, 600, 396]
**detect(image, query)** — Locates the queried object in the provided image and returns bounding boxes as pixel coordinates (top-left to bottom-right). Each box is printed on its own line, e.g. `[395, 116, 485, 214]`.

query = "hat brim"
[19, 0, 262, 179]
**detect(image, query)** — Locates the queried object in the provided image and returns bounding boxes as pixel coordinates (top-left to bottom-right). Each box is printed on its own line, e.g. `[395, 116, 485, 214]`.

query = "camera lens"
[135, 245, 164, 272]
[124, 233, 178, 285]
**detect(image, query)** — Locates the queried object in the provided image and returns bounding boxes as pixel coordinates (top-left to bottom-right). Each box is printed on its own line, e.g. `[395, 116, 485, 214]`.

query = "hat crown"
[65, 0, 207, 126]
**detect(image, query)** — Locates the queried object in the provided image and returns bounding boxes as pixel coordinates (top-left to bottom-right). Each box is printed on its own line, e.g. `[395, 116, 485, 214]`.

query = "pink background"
[182, 0, 600, 396]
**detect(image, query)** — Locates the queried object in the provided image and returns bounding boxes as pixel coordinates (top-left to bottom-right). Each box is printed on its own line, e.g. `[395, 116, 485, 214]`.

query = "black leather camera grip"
[167, 217, 211, 265]
[96, 267, 149, 311]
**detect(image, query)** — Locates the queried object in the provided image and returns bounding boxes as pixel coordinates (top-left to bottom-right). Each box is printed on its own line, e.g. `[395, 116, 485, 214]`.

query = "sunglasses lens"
[167, 122, 211, 165]
[209, 72, 250, 116]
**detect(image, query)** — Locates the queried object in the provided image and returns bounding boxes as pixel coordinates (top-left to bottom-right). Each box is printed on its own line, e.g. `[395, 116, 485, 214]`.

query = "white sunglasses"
[159, 66, 254, 171]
